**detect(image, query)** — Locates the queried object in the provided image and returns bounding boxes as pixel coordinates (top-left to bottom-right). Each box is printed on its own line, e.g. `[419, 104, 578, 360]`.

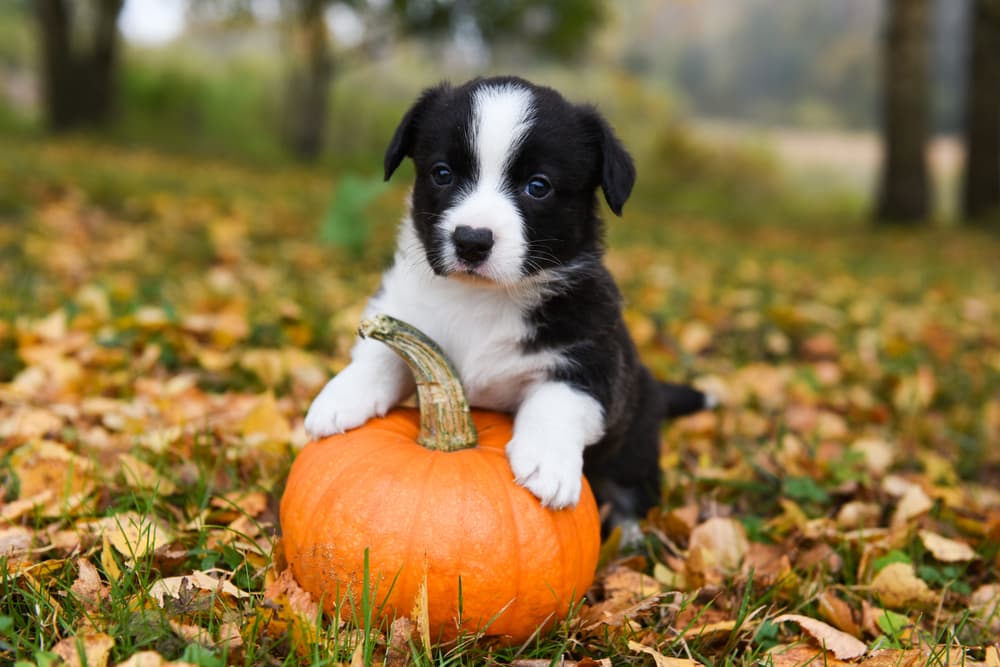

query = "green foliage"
[320, 173, 390, 255]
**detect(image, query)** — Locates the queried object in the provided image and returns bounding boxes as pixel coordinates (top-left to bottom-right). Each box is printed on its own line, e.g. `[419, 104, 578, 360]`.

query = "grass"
[0, 128, 998, 665]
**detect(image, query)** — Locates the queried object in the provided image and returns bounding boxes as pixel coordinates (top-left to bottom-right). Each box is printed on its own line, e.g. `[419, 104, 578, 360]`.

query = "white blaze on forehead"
[471, 83, 535, 189]
[438, 82, 535, 285]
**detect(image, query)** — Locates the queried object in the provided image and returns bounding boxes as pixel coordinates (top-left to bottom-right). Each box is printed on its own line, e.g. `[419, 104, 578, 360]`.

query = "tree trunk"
[876, 0, 932, 224]
[287, 0, 332, 161]
[35, 0, 124, 131]
[963, 0, 1000, 222]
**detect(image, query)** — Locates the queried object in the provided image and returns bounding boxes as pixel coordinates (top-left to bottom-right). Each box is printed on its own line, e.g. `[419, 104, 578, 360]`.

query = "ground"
[0, 136, 998, 666]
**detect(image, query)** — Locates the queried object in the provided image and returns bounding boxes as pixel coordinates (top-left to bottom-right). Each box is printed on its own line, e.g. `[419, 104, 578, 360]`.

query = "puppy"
[305, 76, 711, 528]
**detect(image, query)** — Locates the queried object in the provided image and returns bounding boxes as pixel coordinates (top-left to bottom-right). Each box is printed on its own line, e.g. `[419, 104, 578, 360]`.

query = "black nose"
[452, 225, 494, 265]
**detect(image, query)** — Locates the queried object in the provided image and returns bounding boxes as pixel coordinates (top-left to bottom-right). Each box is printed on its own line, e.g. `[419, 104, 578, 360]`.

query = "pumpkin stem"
[358, 314, 478, 451]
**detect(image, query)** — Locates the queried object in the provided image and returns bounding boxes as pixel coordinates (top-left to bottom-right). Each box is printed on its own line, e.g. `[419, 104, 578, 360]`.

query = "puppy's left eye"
[524, 175, 552, 199]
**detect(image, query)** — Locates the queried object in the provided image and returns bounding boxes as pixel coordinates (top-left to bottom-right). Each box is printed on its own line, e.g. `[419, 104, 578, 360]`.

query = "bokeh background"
[2, 2, 1000, 664]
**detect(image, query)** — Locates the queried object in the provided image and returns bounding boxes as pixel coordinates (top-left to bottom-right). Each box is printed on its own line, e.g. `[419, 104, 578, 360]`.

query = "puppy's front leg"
[507, 382, 605, 509]
[304, 338, 415, 438]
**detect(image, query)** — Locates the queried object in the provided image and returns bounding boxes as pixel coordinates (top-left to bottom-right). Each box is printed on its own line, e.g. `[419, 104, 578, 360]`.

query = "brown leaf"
[115, 650, 199, 667]
[768, 645, 855, 667]
[385, 617, 414, 667]
[817, 590, 862, 638]
[71, 558, 109, 612]
[773, 614, 867, 659]
[51, 632, 115, 667]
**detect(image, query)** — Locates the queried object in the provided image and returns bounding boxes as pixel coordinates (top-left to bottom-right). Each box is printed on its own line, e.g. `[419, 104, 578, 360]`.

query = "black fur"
[385, 76, 710, 529]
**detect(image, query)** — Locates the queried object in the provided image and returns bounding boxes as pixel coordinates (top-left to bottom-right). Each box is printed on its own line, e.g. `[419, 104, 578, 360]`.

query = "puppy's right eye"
[431, 163, 453, 186]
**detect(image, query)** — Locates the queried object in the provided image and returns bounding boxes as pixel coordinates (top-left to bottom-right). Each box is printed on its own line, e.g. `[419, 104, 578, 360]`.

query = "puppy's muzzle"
[452, 225, 494, 266]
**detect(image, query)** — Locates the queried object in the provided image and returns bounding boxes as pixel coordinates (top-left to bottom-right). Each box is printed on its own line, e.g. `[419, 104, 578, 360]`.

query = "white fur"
[507, 382, 605, 509]
[304, 220, 604, 508]
[305, 83, 608, 508]
[439, 83, 534, 284]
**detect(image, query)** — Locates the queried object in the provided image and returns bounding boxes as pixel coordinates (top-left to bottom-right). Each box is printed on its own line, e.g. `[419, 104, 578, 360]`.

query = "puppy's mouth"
[447, 262, 499, 285]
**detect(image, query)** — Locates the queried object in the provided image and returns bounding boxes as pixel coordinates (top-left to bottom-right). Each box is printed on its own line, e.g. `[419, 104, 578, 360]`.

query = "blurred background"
[1, 0, 998, 226]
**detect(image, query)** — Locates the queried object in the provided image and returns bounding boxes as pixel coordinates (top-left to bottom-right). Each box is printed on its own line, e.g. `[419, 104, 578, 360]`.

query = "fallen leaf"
[71, 557, 109, 611]
[773, 614, 867, 659]
[628, 640, 704, 666]
[51, 632, 114, 667]
[817, 590, 862, 638]
[870, 562, 936, 608]
[688, 517, 749, 572]
[148, 570, 252, 606]
[767, 645, 855, 667]
[240, 391, 291, 444]
[918, 530, 978, 562]
[119, 453, 177, 495]
[385, 617, 414, 667]
[890, 484, 934, 529]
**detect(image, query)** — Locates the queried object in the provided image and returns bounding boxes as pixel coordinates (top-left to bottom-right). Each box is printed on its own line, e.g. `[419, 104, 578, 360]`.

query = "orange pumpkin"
[280, 315, 600, 643]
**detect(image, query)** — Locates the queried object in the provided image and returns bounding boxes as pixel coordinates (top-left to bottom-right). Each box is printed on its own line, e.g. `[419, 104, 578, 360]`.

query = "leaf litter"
[1, 140, 999, 664]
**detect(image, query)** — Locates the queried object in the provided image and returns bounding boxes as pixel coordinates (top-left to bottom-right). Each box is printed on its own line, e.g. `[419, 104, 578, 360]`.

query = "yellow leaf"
[870, 562, 936, 609]
[773, 614, 867, 659]
[106, 512, 174, 561]
[411, 565, 432, 655]
[101, 533, 121, 582]
[918, 530, 978, 563]
[240, 392, 291, 445]
[889, 483, 934, 530]
[688, 517, 749, 572]
[119, 453, 177, 496]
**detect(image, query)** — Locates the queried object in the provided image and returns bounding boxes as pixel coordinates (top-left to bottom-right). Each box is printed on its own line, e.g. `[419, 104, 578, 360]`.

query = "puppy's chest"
[375, 271, 558, 412]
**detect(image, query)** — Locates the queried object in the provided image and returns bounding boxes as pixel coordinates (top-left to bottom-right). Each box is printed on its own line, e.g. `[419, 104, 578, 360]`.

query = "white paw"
[506, 434, 583, 510]
[304, 373, 392, 438]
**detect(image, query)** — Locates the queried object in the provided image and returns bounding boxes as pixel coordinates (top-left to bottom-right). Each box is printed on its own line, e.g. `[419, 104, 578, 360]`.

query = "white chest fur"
[364, 220, 561, 412]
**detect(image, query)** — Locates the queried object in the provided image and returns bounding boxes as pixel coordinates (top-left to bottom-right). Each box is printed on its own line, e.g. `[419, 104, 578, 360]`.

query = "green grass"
[1, 127, 998, 665]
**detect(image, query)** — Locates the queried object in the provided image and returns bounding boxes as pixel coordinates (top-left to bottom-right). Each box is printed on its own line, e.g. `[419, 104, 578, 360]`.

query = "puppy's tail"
[659, 382, 716, 418]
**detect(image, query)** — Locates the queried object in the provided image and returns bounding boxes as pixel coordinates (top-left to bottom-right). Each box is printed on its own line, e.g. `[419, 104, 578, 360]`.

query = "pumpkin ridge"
[476, 439, 521, 636]
[397, 443, 441, 627]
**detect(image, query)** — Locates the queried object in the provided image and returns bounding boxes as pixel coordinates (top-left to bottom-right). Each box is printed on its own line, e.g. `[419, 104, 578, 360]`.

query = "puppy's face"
[384, 77, 635, 286]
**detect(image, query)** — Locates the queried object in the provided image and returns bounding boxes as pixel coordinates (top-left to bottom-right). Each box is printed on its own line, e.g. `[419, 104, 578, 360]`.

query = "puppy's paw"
[506, 434, 583, 510]
[304, 374, 392, 438]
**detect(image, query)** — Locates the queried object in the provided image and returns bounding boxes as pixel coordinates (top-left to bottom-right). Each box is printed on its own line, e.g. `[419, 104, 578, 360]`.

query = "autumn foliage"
[1, 138, 998, 665]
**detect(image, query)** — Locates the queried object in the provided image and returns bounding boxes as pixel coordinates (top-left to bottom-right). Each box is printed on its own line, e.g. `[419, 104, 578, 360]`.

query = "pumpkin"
[280, 315, 600, 644]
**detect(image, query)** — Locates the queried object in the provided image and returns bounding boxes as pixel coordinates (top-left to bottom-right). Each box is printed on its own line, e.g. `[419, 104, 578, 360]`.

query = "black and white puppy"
[305, 76, 711, 527]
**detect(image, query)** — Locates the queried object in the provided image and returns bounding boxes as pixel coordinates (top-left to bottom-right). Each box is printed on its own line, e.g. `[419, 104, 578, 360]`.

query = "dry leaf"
[890, 484, 934, 529]
[773, 614, 867, 659]
[688, 517, 749, 572]
[106, 512, 174, 561]
[628, 640, 704, 666]
[768, 645, 855, 667]
[119, 453, 177, 495]
[817, 590, 862, 638]
[148, 570, 251, 606]
[51, 632, 115, 667]
[918, 530, 978, 562]
[385, 617, 414, 667]
[411, 566, 432, 653]
[240, 391, 291, 444]
[71, 557, 109, 611]
[115, 651, 199, 667]
[870, 562, 936, 608]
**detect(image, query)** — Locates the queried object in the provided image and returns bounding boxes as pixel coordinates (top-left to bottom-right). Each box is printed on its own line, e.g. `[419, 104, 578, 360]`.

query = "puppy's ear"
[581, 106, 636, 216]
[384, 84, 446, 182]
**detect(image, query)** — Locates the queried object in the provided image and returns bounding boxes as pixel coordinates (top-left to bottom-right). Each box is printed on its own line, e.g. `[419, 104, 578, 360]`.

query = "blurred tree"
[34, 0, 124, 130]
[876, 0, 931, 223]
[277, 0, 605, 161]
[962, 0, 1000, 222]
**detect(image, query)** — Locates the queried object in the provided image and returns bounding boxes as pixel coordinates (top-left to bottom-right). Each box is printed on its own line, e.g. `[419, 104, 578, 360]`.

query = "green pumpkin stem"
[358, 314, 478, 452]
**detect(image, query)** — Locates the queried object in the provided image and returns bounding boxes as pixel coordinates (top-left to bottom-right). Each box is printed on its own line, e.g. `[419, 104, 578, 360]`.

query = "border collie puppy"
[305, 76, 711, 527]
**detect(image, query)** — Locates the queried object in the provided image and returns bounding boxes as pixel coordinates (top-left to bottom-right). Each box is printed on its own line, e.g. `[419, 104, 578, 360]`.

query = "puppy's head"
[384, 77, 635, 286]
